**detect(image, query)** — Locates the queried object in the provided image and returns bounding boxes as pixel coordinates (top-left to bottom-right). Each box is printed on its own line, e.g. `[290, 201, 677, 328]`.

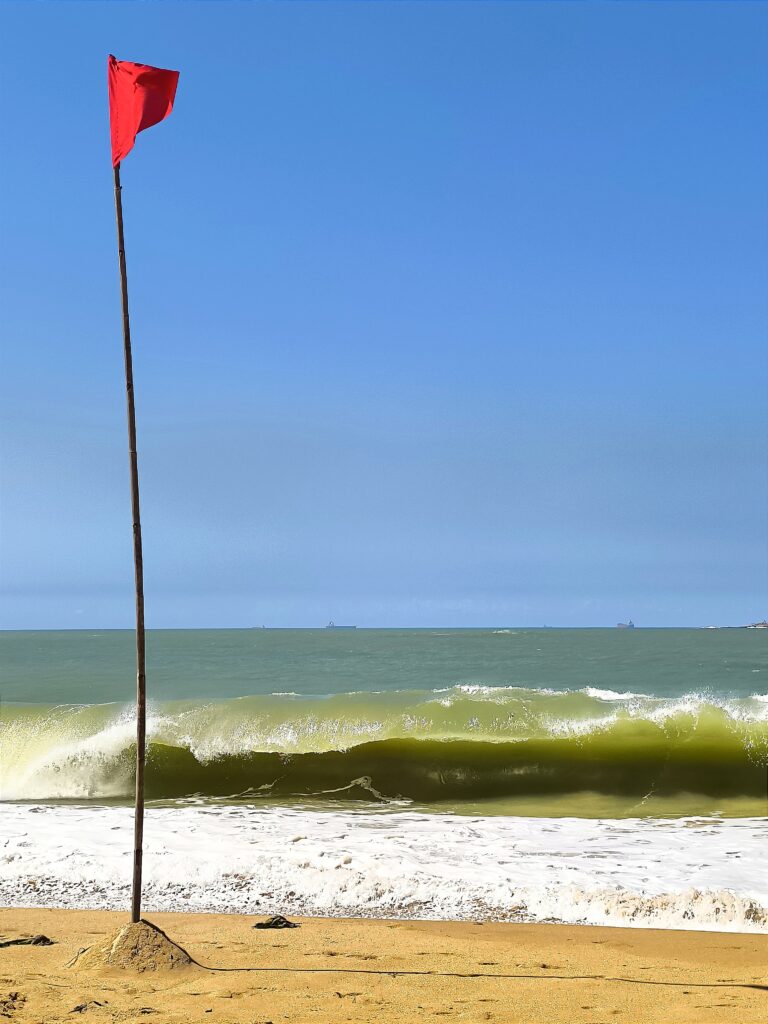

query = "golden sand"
[0, 907, 766, 1023]
[67, 920, 195, 974]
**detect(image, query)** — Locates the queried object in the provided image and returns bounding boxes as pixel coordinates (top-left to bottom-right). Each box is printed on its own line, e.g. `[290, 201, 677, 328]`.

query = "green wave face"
[3, 687, 767, 815]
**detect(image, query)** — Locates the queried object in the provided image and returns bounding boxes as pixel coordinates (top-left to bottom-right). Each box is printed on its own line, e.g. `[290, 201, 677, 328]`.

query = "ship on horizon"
[616, 620, 635, 629]
[326, 621, 357, 630]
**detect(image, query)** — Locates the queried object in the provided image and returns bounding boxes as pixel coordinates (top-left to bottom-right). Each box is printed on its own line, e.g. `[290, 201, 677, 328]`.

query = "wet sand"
[1, 907, 766, 1023]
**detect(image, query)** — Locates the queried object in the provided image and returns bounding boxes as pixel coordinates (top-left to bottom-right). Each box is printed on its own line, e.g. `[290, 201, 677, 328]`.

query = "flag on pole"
[108, 54, 179, 166]
[107, 53, 179, 923]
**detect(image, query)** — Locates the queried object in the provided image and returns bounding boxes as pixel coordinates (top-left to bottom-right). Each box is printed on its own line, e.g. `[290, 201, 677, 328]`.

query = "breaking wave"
[3, 686, 767, 805]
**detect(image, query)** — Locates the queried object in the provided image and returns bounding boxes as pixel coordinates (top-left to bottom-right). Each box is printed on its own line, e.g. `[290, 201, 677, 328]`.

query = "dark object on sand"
[1, 992, 26, 1016]
[0, 934, 54, 948]
[253, 915, 300, 929]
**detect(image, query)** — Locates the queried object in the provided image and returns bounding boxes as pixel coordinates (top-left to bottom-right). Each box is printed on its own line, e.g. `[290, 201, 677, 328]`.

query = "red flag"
[108, 55, 179, 167]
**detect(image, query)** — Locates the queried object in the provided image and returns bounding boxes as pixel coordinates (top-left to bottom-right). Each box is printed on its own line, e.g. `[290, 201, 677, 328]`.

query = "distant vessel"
[326, 621, 357, 630]
[616, 620, 635, 629]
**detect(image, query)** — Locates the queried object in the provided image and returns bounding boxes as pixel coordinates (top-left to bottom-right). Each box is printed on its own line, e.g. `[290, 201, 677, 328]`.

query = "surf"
[3, 686, 766, 807]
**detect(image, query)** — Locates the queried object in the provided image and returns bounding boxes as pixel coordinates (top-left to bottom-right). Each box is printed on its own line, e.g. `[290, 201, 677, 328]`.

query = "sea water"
[1, 628, 766, 930]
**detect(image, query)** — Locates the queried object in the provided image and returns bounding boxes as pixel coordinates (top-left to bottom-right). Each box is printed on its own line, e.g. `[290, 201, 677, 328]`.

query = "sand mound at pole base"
[68, 920, 195, 973]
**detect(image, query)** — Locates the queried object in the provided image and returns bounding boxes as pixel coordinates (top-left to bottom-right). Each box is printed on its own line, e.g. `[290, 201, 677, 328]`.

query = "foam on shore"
[2, 804, 765, 933]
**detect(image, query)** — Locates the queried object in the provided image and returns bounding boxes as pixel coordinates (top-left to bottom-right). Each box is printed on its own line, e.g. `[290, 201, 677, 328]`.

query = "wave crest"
[3, 686, 766, 803]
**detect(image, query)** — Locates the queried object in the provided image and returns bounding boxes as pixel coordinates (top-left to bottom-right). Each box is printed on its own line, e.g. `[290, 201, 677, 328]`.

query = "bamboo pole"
[113, 162, 147, 924]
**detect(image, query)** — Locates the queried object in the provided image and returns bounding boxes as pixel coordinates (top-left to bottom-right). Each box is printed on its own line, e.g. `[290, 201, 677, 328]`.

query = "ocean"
[2, 627, 767, 931]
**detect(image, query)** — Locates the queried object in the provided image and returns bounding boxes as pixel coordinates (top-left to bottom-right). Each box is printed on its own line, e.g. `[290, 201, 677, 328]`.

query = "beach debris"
[0, 934, 53, 948]
[0, 992, 25, 1018]
[69, 1000, 105, 1013]
[253, 915, 300, 929]
[68, 920, 194, 974]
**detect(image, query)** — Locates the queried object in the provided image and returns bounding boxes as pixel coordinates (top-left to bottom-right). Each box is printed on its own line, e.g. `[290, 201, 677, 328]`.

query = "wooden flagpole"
[113, 162, 147, 924]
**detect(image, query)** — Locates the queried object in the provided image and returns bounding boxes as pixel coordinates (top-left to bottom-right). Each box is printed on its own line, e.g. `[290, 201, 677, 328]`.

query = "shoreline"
[4, 804, 766, 933]
[1, 907, 766, 1023]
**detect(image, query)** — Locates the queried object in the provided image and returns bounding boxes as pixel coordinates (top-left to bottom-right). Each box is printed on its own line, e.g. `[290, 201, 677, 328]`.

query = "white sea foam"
[582, 687, 643, 701]
[1, 805, 765, 933]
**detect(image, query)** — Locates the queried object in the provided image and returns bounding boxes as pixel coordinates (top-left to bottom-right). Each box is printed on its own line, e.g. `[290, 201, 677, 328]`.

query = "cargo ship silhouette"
[326, 621, 357, 630]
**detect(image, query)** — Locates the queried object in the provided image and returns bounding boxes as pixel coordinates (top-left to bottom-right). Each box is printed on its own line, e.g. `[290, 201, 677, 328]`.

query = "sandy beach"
[1, 908, 766, 1023]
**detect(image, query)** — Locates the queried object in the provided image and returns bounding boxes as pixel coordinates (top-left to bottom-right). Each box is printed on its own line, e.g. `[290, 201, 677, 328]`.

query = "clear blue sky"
[1, 1, 766, 628]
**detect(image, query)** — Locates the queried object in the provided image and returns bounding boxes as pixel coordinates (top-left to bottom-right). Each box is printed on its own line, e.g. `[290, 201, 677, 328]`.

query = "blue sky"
[1, 1, 766, 628]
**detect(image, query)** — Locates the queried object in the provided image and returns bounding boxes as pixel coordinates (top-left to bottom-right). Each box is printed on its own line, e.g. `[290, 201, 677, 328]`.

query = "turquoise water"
[2, 628, 766, 816]
[2, 627, 766, 703]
